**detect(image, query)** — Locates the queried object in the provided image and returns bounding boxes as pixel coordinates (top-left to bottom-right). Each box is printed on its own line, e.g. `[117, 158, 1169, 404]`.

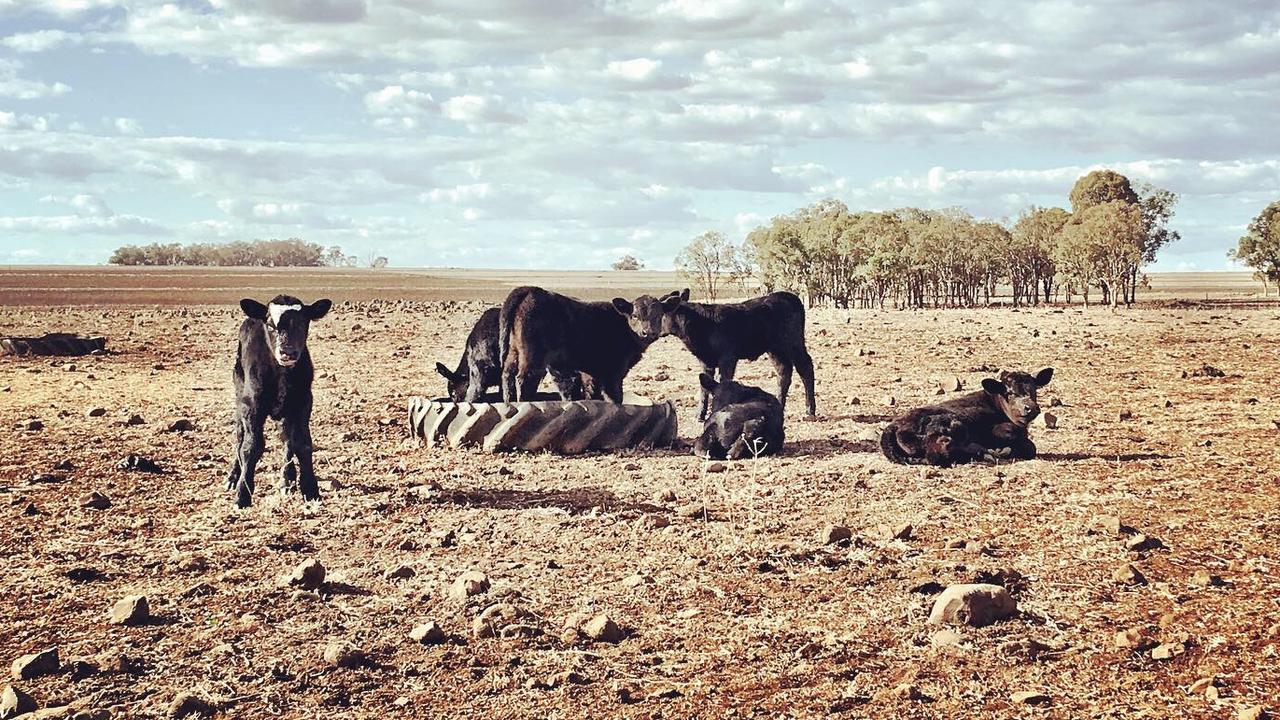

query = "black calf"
[437, 307, 594, 402]
[694, 374, 784, 460]
[618, 289, 816, 421]
[226, 295, 331, 508]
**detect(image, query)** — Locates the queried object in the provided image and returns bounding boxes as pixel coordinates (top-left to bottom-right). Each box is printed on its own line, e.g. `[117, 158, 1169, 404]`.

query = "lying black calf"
[881, 368, 1053, 466]
[694, 374, 784, 460]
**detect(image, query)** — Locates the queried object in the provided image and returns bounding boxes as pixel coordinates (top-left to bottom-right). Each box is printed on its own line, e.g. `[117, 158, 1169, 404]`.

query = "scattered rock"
[582, 614, 624, 643]
[450, 571, 490, 601]
[886, 523, 913, 541]
[624, 462, 642, 472]
[821, 524, 852, 545]
[677, 503, 707, 520]
[638, 514, 670, 530]
[884, 396, 896, 407]
[1011, 690, 1050, 706]
[322, 642, 368, 669]
[31, 474, 63, 484]
[1151, 642, 1186, 660]
[125, 414, 146, 426]
[1189, 569, 1224, 588]
[408, 622, 445, 645]
[81, 492, 111, 510]
[282, 559, 325, 591]
[1125, 533, 1162, 551]
[471, 603, 535, 639]
[848, 396, 861, 406]
[1043, 412, 1058, 429]
[1099, 515, 1131, 536]
[1189, 677, 1217, 696]
[621, 573, 649, 589]
[927, 584, 1017, 627]
[109, 595, 150, 625]
[1187, 364, 1225, 378]
[23, 420, 43, 431]
[652, 488, 677, 503]
[930, 629, 963, 648]
[65, 567, 104, 582]
[705, 462, 727, 473]
[1238, 706, 1266, 720]
[1112, 563, 1146, 586]
[1114, 627, 1156, 651]
[166, 692, 216, 718]
[10, 648, 59, 680]
[165, 419, 194, 433]
[1, 685, 37, 718]
[384, 564, 416, 581]
[1118, 409, 1133, 421]
[874, 683, 923, 702]
[117, 455, 163, 473]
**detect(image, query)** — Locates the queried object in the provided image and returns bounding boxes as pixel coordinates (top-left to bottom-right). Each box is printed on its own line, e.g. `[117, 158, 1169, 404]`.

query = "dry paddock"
[1, 296, 1278, 719]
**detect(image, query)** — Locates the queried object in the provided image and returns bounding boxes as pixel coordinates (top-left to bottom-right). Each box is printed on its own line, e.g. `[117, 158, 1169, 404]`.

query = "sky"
[0, 1, 1277, 270]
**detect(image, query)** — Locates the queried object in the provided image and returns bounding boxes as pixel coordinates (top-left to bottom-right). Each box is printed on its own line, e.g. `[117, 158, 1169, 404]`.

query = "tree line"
[675, 169, 1180, 309]
[108, 239, 388, 268]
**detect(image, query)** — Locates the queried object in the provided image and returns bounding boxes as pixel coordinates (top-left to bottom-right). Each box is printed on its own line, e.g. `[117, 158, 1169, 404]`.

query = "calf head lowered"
[240, 295, 332, 367]
[694, 373, 784, 460]
[982, 368, 1053, 427]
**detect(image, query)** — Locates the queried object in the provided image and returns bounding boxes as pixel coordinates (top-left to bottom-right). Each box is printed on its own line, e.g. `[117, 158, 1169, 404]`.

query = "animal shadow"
[427, 486, 664, 516]
[787, 437, 879, 458]
[1038, 452, 1172, 462]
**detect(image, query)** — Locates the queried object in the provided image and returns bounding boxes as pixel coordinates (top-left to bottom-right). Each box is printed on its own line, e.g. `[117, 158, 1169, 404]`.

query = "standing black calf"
[436, 307, 593, 402]
[694, 374, 784, 460]
[226, 295, 331, 508]
[618, 289, 816, 421]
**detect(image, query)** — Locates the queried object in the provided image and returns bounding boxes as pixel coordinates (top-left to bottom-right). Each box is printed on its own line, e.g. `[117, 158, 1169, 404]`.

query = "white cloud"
[1, 29, 81, 52]
[0, 58, 70, 99]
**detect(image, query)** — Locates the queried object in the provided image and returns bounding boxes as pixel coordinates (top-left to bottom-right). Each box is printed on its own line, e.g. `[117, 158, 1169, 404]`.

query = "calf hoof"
[235, 492, 252, 509]
[301, 489, 321, 503]
[280, 463, 298, 493]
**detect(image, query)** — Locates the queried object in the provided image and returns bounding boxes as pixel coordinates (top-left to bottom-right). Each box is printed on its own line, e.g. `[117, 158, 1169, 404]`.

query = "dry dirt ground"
[2, 271, 1278, 719]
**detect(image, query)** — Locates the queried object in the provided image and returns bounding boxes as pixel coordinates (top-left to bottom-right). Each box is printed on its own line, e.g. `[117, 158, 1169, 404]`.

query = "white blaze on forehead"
[268, 303, 303, 325]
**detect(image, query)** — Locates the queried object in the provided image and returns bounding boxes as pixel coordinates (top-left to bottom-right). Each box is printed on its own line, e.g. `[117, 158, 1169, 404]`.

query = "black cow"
[881, 368, 1054, 466]
[694, 374, 784, 460]
[498, 286, 671, 403]
[619, 289, 816, 421]
[436, 307, 594, 402]
[226, 295, 331, 508]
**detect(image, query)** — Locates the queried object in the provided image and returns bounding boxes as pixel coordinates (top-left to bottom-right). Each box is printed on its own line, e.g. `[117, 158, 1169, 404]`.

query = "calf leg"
[501, 351, 519, 402]
[283, 416, 319, 501]
[770, 353, 794, 410]
[235, 414, 266, 509]
[793, 348, 817, 417]
[280, 449, 297, 493]
[696, 363, 715, 422]
[225, 418, 243, 492]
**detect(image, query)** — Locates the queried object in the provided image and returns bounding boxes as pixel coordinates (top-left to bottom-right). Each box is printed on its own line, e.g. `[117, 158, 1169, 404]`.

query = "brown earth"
[1, 269, 1278, 719]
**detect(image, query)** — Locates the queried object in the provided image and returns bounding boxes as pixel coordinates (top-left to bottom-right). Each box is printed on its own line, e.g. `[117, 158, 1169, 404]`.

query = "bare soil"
[1, 269, 1277, 719]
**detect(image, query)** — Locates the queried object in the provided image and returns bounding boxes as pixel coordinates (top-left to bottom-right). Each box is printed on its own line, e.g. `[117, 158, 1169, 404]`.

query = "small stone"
[624, 462, 642, 472]
[31, 474, 63, 484]
[10, 648, 59, 680]
[165, 419, 194, 433]
[109, 595, 150, 625]
[1125, 533, 1161, 551]
[1114, 627, 1156, 650]
[1118, 409, 1133, 420]
[848, 396, 861, 406]
[621, 574, 649, 589]
[1189, 677, 1216, 695]
[583, 614, 624, 643]
[384, 564, 416, 580]
[81, 492, 111, 510]
[1043, 412, 1058, 429]
[23, 420, 43, 431]
[86, 408, 107, 417]
[1151, 642, 1186, 660]
[408, 622, 445, 645]
[930, 629, 962, 648]
[887, 523, 913, 540]
[874, 683, 922, 702]
[1, 685, 38, 718]
[166, 692, 215, 718]
[821, 524, 852, 545]
[1189, 569, 1223, 588]
[638, 514, 670, 530]
[450, 571, 490, 601]
[1011, 690, 1050, 706]
[282, 559, 326, 590]
[652, 488, 677, 503]
[677, 503, 707, 519]
[322, 642, 367, 669]
[927, 584, 1017, 627]
[1112, 563, 1146, 586]
[884, 396, 896, 407]
[705, 462, 727, 473]
[471, 603, 532, 639]
[1099, 515, 1127, 536]
[1238, 706, 1266, 720]
[125, 414, 145, 426]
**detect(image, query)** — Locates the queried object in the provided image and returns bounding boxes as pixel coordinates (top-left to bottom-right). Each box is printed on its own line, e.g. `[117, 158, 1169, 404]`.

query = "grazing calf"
[226, 295, 331, 508]
[436, 307, 593, 402]
[694, 374, 784, 460]
[881, 368, 1053, 466]
[618, 289, 816, 421]
[499, 286, 668, 403]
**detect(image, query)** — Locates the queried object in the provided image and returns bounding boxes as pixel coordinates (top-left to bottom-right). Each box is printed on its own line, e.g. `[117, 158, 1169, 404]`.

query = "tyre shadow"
[425, 486, 665, 515]
[1038, 452, 1172, 462]
[787, 437, 880, 458]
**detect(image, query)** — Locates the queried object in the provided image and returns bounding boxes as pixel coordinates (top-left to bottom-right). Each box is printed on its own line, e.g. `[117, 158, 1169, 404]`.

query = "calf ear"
[699, 373, 718, 392]
[1034, 367, 1054, 387]
[680, 288, 690, 302]
[981, 378, 1007, 395]
[661, 293, 682, 311]
[611, 298, 633, 315]
[305, 299, 332, 320]
[240, 299, 268, 320]
[435, 362, 456, 381]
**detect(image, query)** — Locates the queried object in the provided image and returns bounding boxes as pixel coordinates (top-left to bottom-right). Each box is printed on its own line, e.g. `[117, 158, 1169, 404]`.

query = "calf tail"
[498, 291, 522, 400]
[880, 423, 925, 465]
